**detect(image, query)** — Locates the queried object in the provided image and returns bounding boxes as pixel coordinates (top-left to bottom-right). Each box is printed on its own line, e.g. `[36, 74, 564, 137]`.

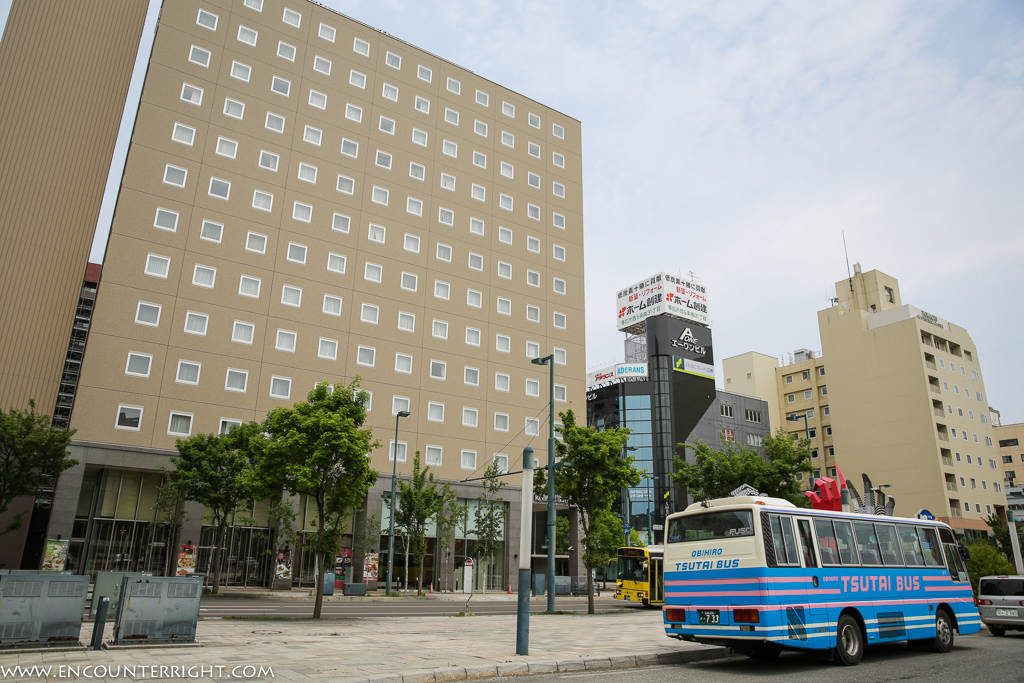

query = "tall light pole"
[385, 410, 411, 595]
[786, 412, 810, 440]
[622, 446, 637, 546]
[531, 353, 556, 612]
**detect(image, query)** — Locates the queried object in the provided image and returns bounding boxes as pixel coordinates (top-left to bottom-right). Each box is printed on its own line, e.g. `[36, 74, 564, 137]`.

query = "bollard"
[91, 596, 109, 650]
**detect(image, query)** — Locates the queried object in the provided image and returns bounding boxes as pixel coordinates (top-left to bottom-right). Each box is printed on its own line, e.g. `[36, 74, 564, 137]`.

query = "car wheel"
[989, 626, 1006, 637]
[835, 614, 863, 666]
[932, 609, 954, 653]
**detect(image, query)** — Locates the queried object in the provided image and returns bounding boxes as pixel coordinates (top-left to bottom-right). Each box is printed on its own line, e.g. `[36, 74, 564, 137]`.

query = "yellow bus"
[614, 545, 664, 606]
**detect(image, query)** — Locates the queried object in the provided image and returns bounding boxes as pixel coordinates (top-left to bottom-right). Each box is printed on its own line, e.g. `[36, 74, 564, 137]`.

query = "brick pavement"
[1, 604, 728, 683]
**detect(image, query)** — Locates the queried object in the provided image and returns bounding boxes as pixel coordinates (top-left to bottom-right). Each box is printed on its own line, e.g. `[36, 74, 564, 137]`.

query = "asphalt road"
[481, 631, 1024, 683]
[198, 596, 633, 618]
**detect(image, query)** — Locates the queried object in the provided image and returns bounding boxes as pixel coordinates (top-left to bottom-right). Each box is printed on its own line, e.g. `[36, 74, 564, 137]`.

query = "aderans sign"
[586, 362, 649, 387]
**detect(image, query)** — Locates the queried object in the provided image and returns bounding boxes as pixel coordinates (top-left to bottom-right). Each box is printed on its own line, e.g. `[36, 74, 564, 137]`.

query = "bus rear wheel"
[835, 615, 863, 666]
[932, 609, 954, 652]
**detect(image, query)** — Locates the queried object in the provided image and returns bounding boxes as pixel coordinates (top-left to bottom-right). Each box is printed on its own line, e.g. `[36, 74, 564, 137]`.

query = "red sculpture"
[804, 466, 847, 511]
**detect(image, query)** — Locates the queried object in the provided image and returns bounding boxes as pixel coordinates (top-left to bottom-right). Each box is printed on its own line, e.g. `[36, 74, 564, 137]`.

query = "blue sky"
[2, 0, 1022, 423]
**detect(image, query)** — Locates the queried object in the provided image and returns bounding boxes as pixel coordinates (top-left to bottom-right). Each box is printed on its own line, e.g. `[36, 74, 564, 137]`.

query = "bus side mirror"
[958, 545, 970, 562]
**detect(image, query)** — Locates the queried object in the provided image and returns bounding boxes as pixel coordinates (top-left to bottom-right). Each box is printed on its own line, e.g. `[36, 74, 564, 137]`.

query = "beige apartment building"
[6, 0, 585, 585]
[996, 422, 1024, 488]
[729, 266, 1002, 537]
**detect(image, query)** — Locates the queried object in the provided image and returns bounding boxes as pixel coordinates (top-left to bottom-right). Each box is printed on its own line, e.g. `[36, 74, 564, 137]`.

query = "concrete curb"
[357, 647, 734, 683]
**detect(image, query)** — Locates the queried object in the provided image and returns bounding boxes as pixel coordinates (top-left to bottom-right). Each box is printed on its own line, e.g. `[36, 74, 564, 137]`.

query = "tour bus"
[662, 496, 980, 665]
[614, 545, 664, 606]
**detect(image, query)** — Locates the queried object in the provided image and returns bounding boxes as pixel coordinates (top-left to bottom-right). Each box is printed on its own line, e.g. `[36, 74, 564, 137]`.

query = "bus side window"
[813, 518, 841, 566]
[874, 524, 905, 566]
[832, 520, 860, 565]
[916, 527, 943, 566]
[797, 519, 818, 568]
[770, 515, 800, 566]
[854, 521, 881, 565]
[896, 524, 925, 566]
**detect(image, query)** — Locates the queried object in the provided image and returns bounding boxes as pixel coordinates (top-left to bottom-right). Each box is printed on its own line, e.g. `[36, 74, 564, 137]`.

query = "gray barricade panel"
[0, 574, 89, 647]
[90, 572, 151, 618]
[112, 576, 203, 645]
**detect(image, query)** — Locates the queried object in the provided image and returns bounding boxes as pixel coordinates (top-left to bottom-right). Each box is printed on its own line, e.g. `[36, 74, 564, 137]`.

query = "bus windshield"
[619, 555, 648, 582]
[667, 510, 754, 543]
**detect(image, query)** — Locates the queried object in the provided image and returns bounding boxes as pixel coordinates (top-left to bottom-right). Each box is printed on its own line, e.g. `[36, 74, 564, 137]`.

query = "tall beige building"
[995, 422, 1024, 488]
[0, 0, 149, 569]
[22, 0, 584, 585]
[818, 266, 1001, 535]
[730, 266, 1002, 537]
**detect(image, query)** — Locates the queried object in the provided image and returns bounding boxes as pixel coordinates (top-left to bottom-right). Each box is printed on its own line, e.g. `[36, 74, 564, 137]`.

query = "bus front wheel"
[835, 614, 863, 666]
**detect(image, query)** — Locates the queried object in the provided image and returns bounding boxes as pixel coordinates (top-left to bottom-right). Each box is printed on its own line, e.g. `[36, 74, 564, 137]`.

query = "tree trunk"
[403, 535, 410, 591]
[587, 570, 595, 615]
[416, 556, 424, 594]
[312, 548, 324, 619]
[212, 522, 226, 594]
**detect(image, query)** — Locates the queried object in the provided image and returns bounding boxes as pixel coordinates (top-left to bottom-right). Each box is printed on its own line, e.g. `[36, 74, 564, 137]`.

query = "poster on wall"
[275, 548, 292, 580]
[176, 544, 197, 576]
[42, 539, 70, 571]
[363, 552, 379, 581]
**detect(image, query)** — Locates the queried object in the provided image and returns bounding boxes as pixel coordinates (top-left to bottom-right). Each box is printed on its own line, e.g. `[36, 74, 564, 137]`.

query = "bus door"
[789, 517, 829, 647]
[766, 514, 814, 647]
[650, 556, 664, 604]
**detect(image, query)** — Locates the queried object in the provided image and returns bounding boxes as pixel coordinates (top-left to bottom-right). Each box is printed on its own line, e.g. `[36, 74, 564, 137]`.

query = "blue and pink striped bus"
[662, 496, 980, 665]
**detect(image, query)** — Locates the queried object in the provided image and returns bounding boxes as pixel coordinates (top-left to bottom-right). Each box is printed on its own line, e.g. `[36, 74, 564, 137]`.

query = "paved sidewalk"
[2, 609, 729, 682]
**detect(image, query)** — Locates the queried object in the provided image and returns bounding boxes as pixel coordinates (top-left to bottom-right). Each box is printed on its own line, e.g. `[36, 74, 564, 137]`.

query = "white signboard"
[463, 557, 474, 595]
[587, 362, 648, 387]
[616, 272, 709, 333]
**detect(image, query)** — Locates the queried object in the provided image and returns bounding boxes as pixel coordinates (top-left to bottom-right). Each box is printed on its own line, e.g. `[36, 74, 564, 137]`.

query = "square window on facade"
[361, 303, 379, 324]
[494, 413, 509, 431]
[415, 96, 430, 113]
[470, 217, 485, 235]
[303, 126, 322, 146]
[427, 403, 444, 422]
[350, 70, 366, 88]
[441, 173, 456, 191]
[246, 231, 267, 254]
[168, 412, 194, 436]
[282, 7, 301, 26]
[499, 195, 513, 211]
[404, 234, 421, 253]
[318, 338, 338, 360]
[368, 223, 386, 243]
[223, 97, 244, 119]
[527, 236, 540, 252]
[313, 56, 331, 74]
[281, 285, 302, 307]
[265, 112, 285, 133]
[379, 116, 396, 135]
[502, 101, 515, 117]
[376, 150, 392, 169]
[526, 305, 540, 322]
[445, 108, 459, 125]
[501, 131, 514, 147]
[259, 150, 279, 172]
[163, 164, 187, 188]
[526, 378, 540, 396]
[401, 272, 418, 292]
[323, 294, 342, 315]
[189, 45, 211, 66]
[527, 270, 540, 287]
[439, 208, 454, 225]
[424, 445, 443, 466]
[364, 262, 383, 283]
[238, 275, 261, 298]
[432, 319, 448, 339]
[554, 312, 566, 329]
[409, 162, 426, 180]
[292, 202, 312, 223]
[278, 41, 295, 61]
[125, 352, 152, 377]
[341, 138, 359, 157]
[435, 281, 450, 300]
[287, 242, 307, 263]
[465, 367, 479, 386]
[412, 128, 428, 146]
[553, 182, 565, 198]
[436, 243, 452, 262]
[181, 83, 203, 106]
[407, 198, 423, 216]
[372, 186, 389, 205]
[225, 368, 248, 392]
[495, 373, 510, 391]
[528, 142, 540, 158]
[154, 208, 179, 232]
[466, 327, 481, 346]
[500, 162, 514, 179]
[553, 152, 565, 168]
[528, 172, 540, 188]
[319, 23, 334, 41]
[297, 162, 317, 183]
[430, 360, 447, 380]
[553, 278, 566, 295]
[553, 245, 566, 261]
[555, 384, 567, 402]
[498, 262, 512, 279]
[418, 65, 432, 82]
[395, 353, 412, 374]
[345, 103, 362, 122]
[309, 89, 327, 109]
[476, 90, 489, 106]
[172, 122, 195, 145]
[467, 289, 483, 308]
[275, 329, 297, 352]
[461, 449, 477, 468]
[553, 213, 566, 229]
[469, 253, 484, 271]
[353, 37, 370, 56]
[443, 140, 457, 157]
[192, 264, 216, 288]
[448, 77, 461, 94]
[271, 76, 291, 96]
[496, 334, 511, 353]
[145, 254, 170, 278]
[497, 297, 511, 315]
[398, 311, 416, 332]
[386, 51, 401, 69]
[527, 341, 540, 358]
[232, 321, 255, 344]
[472, 151, 487, 169]
[471, 184, 485, 201]
[357, 346, 375, 367]
[527, 204, 540, 220]
[196, 9, 218, 29]
[208, 177, 231, 199]
[553, 123, 565, 138]
[184, 311, 208, 335]
[270, 376, 292, 399]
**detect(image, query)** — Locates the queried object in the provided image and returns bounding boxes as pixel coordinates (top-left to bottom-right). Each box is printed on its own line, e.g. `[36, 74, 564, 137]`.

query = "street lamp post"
[531, 354, 556, 612]
[786, 412, 810, 440]
[622, 446, 637, 547]
[385, 410, 411, 595]
[516, 447, 535, 655]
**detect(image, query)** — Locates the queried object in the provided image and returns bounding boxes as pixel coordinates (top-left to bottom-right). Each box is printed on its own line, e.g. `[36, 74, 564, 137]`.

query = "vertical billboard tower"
[616, 272, 714, 517]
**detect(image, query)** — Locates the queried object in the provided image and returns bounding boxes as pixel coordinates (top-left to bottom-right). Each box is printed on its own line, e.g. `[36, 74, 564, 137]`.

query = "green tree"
[169, 429, 257, 594]
[966, 540, 1014, 595]
[588, 508, 628, 570]
[393, 452, 446, 594]
[153, 477, 188, 577]
[0, 400, 77, 537]
[534, 409, 641, 613]
[671, 429, 814, 506]
[473, 459, 508, 593]
[555, 515, 571, 554]
[985, 514, 1023, 561]
[258, 380, 379, 618]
